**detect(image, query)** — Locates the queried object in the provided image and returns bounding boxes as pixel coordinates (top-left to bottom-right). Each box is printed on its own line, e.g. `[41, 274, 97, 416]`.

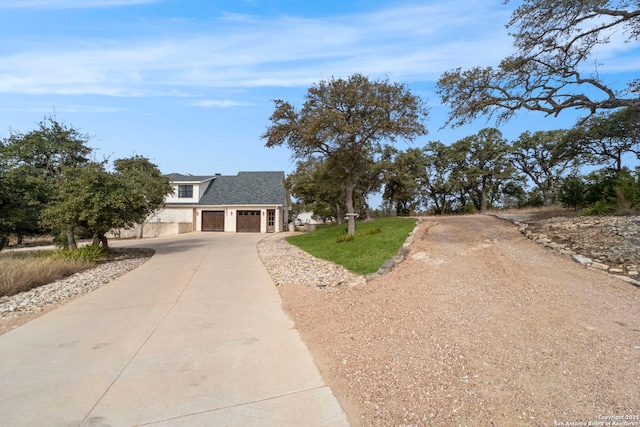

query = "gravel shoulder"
[264, 215, 640, 426]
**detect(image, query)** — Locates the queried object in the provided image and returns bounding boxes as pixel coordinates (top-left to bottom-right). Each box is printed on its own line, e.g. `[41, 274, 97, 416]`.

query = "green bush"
[583, 200, 616, 216]
[559, 175, 587, 210]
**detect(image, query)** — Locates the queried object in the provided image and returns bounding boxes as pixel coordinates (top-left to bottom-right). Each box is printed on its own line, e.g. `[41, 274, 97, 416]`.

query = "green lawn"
[286, 217, 417, 275]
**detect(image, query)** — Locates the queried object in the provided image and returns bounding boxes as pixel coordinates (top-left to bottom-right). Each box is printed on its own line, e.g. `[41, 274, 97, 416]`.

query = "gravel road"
[275, 215, 640, 426]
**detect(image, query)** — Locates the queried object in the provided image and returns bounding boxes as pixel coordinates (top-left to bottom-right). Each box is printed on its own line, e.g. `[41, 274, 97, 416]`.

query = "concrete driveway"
[0, 233, 349, 426]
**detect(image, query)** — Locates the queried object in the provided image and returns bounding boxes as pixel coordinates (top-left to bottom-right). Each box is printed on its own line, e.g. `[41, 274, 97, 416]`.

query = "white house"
[111, 171, 290, 238]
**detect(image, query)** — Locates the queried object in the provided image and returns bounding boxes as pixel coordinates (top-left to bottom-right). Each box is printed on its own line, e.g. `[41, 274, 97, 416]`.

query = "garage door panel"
[237, 210, 260, 232]
[202, 211, 225, 231]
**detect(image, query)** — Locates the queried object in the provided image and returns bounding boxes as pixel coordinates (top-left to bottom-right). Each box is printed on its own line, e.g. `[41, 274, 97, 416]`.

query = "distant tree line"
[283, 106, 640, 220]
[0, 115, 171, 250]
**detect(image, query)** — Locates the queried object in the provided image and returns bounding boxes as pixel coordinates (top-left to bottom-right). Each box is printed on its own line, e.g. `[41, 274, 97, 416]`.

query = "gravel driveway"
[275, 215, 640, 426]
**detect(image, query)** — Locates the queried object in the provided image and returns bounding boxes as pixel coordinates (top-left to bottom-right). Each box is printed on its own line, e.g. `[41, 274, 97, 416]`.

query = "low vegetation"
[287, 217, 417, 275]
[0, 245, 108, 298]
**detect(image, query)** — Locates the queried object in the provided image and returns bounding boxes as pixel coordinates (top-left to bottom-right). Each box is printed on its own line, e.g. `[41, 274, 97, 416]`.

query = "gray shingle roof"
[166, 173, 216, 183]
[198, 171, 286, 206]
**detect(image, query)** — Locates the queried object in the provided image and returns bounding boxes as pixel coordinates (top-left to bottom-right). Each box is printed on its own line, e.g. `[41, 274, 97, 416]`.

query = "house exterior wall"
[152, 205, 286, 233]
[148, 207, 194, 224]
[164, 181, 212, 204]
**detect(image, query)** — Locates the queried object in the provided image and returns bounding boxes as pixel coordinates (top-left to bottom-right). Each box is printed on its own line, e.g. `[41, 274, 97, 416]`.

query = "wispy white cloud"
[1, 1, 634, 101]
[187, 99, 253, 108]
[0, 0, 160, 8]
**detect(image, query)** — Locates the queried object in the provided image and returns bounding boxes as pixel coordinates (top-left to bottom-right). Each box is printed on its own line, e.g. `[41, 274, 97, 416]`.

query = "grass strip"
[286, 217, 417, 275]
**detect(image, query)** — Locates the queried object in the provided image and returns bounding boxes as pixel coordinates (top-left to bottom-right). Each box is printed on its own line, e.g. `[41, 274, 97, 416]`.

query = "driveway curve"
[0, 233, 348, 426]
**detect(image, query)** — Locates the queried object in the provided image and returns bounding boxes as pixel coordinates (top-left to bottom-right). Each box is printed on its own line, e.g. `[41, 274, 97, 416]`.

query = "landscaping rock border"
[494, 213, 640, 287]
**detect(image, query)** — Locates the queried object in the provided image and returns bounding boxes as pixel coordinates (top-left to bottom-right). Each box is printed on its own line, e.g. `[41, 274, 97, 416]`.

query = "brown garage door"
[202, 211, 225, 231]
[236, 210, 261, 232]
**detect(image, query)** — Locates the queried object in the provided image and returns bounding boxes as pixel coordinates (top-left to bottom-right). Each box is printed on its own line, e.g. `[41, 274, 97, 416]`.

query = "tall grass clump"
[47, 244, 109, 263]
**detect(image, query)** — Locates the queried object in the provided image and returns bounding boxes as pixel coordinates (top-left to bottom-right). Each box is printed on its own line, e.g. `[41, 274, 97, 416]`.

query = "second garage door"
[236, 210, 261, 232]
[202, 211, 225, 231]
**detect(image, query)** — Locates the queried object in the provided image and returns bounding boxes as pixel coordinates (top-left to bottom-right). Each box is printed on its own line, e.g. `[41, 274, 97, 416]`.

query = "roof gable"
[166, 173, 216, 183]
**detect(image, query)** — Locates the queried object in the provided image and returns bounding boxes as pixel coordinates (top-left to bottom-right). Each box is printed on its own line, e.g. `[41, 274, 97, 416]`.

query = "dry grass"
[0, 253, 94, 298]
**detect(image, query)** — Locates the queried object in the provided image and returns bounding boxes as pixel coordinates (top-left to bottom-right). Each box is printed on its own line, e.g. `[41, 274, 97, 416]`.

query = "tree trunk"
[480, 177, 488, 212]
[67, 226, 77, 250]
[100, 235, 109, 248]
[480, 191, 488, 212]
[345, 174, 357, 235]
[542, 188, 553, 206]
[335, 203, 344, 225]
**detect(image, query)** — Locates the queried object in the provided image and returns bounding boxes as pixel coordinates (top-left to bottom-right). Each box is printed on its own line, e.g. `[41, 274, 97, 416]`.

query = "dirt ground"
[278, 215, 640, 427]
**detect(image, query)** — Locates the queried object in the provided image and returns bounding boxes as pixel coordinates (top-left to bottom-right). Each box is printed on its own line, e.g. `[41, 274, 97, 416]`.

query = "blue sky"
[1, 0, 638, 186]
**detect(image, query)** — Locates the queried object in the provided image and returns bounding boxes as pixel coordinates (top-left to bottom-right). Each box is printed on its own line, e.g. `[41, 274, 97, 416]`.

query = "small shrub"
[583, 200, 616, 216]
[368, 226, 381, 235]
[336, 233, 355, 243]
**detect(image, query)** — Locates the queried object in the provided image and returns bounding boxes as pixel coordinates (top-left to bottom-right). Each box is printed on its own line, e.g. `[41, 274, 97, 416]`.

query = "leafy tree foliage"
[263, 74, 428, 234]
[450, 128, 517, 212]
[421, 141, 456, 214]
[42, 156, 170, 248]
[509, 129, 575, 205]
[381, 147, 427, 216]
[0, 115, 91, 247]
[1, 115, 169, 250]
[436, 1, 640, 127]
[565, 108, 640, 174]
[113, 155, 172, 226]
[286, 157, 345, 223]
[560, 167, 640, 213]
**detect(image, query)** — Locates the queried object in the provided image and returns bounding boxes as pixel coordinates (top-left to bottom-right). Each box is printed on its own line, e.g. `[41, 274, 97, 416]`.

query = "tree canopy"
[1, 116, 170, 250]
[509, 129, 575, 205]
[0, 115, 92, 246]
[42, 156, 171, 248]
[565, 107, 640, 174]
[263, 74, 428, 234]
[450, 128, 516, 212]
[436, 0, 640, 127]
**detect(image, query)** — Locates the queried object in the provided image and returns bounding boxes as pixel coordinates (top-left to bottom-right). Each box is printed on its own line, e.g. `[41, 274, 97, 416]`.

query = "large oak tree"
[0, 115, 91, 248]
[437, 1, 640, 127]
[263, 74, 428, 234]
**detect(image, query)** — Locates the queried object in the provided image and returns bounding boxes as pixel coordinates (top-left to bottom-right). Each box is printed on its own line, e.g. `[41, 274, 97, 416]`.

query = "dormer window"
[178, 185, 193, 198]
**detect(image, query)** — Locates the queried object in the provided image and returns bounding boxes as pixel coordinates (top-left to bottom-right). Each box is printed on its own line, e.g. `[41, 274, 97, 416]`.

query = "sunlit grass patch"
[286, 217, 417, 275]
